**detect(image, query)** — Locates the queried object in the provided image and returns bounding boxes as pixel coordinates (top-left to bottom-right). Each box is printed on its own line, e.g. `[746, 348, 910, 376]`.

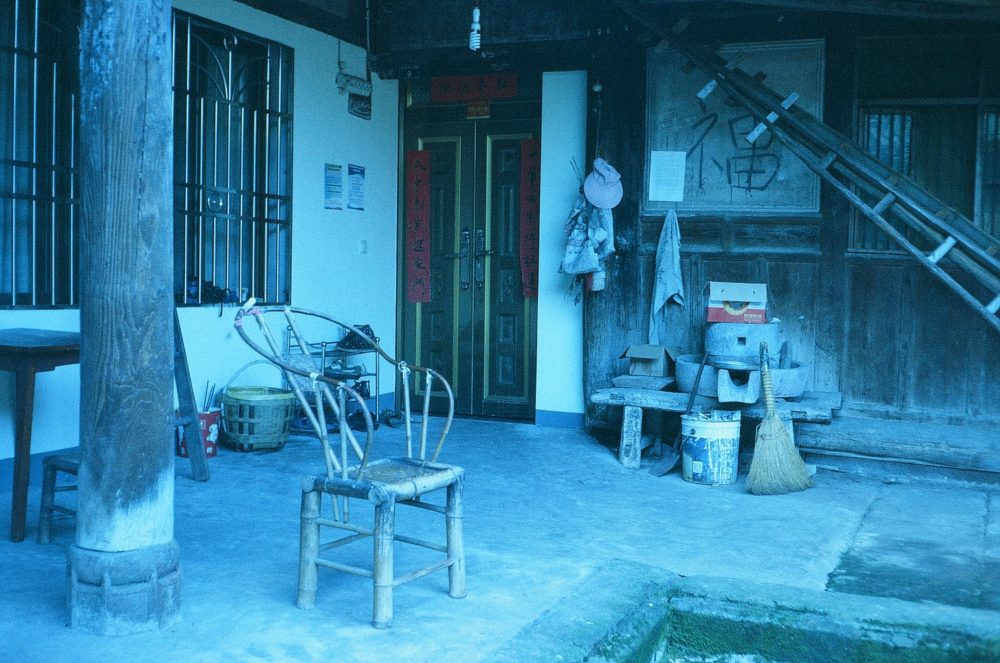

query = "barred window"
[853, 34, 997, 251]
[0, 0, 79, 308]
[980, 109, 1000, 239]
[2, 6, 294, 309]
[850, 109, 913, 251]
[173, 12, 293, 305]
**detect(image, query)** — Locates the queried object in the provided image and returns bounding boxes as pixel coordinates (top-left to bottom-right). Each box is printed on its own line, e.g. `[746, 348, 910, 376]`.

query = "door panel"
[479, 132, 535, 417]
[403, 117, 538, 419]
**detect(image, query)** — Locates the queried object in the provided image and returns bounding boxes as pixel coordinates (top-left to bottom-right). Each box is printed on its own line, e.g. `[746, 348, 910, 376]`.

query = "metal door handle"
[474, 229, 492, 289]
[451, 229, 470, 290]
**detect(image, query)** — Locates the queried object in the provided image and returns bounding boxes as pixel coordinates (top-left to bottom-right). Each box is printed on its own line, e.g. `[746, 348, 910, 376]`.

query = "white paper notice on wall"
[648, 150, 686, 202]
[324, 163, 343, 210]
[348, 164, 366, 211]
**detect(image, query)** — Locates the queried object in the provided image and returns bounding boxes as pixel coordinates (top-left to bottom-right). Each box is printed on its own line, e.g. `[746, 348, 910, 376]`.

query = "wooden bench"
[590, 388, 843, 469]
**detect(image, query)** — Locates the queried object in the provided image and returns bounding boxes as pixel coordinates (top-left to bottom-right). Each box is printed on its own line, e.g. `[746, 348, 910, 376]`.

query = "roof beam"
[639, 0, 1000, 22]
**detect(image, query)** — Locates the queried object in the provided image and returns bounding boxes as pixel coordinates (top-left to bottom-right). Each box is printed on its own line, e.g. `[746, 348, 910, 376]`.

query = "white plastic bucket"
[681, 411, 741, 485]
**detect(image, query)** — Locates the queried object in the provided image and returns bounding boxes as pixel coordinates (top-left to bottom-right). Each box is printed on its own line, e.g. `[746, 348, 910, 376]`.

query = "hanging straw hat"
[583, 157, 624, 209]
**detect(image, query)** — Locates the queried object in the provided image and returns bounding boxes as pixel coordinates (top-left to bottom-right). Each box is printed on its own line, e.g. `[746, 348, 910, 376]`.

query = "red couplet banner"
[519, 139, 541, 299]
[405, 150, 431, 303]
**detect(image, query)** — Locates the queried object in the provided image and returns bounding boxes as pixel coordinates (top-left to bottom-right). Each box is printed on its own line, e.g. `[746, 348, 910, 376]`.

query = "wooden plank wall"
[584, 27, 1000, 431]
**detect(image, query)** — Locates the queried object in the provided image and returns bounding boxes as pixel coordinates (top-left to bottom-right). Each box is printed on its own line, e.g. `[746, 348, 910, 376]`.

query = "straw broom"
[746, 342, 813, 496]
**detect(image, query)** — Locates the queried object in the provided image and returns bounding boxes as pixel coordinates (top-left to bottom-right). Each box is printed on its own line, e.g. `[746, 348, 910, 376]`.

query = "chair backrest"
[233, 301, 455, 479]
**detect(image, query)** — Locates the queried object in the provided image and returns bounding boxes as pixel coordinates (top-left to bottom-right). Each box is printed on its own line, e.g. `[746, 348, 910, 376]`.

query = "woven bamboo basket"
[220, 361, 297, 452]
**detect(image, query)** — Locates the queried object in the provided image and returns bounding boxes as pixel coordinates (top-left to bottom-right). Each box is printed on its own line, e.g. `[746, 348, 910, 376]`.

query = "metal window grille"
[0, 0, 79, 308]
[850, 108, 913, 252]
[173, 12, 293, 305]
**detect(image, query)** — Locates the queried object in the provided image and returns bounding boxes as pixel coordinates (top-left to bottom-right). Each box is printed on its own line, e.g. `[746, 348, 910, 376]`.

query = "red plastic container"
[175, 409, 220, 458]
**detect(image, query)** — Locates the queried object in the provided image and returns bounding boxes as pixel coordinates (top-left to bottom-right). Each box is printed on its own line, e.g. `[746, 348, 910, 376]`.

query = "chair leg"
[446, 476, 467, 599]
[372, 496, 396, 629]
[37, 459, 57, 544]
[296, 485, 321, 609]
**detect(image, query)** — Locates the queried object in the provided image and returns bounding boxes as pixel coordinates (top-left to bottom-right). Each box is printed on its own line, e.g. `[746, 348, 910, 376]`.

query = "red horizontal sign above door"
[430, 73, 518, 103]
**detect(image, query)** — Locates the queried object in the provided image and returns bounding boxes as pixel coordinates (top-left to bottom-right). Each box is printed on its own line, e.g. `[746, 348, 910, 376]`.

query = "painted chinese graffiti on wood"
[645, 39, 825, 214]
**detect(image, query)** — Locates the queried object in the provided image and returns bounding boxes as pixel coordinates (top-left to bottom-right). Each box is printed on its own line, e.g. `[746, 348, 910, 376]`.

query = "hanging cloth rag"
[648, 209, 685, 344]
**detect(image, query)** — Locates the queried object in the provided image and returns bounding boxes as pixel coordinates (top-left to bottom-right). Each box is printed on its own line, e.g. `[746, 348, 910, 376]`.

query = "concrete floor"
[1, 418, 998, 662]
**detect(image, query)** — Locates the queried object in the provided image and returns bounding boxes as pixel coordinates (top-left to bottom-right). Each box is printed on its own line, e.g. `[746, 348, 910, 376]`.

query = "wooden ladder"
[613, 1, 1000, 336]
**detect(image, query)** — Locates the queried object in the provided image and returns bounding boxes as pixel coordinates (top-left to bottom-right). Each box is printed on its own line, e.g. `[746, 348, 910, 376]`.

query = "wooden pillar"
[68, 0, 180, 634]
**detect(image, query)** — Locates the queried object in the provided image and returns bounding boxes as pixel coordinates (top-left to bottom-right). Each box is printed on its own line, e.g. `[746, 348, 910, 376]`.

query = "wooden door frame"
[396, 100, 541, 419]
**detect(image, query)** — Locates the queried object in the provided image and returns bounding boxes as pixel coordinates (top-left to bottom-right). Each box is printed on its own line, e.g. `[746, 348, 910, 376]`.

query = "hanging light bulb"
[469, 6, 481, 51]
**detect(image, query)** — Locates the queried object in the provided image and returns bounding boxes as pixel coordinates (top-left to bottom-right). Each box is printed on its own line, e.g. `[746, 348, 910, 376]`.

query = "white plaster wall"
[0, 19, 588, 461]
[0, 310, 81, 459]
[0, 1, 399, 460]
[535, 71, 587, 418]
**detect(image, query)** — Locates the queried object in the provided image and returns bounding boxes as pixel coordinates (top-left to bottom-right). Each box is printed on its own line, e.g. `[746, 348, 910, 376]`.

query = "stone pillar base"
[67, 540, 181, 635]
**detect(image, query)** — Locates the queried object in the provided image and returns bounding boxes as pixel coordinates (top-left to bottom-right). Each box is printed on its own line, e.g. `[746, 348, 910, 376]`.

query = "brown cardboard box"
[620, 344, 682, 377]
[706, 281, 768, 323]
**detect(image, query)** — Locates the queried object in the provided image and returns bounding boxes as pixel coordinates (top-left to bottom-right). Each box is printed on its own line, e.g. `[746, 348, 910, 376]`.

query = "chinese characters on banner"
[430, 73, 518, 103]
[519, 139, 540, 299]
[405, 150, 432, 303]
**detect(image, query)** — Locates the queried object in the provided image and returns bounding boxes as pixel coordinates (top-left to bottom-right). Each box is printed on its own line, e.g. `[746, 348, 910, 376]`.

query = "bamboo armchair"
[233, 301, 465, 629]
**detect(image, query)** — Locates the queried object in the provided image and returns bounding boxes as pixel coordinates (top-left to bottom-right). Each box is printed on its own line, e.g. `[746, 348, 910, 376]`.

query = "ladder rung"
[872, 193, 896, 216]
[747, 93, 800, 144]
[928, 236, 957, 264]
[696, 79, 717, 100]
[987, 293, 1000, 315]
[818, 152, 838, 170]
[747, 122, 769, 144]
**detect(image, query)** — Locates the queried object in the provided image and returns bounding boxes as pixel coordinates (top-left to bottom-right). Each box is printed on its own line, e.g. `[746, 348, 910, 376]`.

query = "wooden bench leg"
[619, 405, 643, 469]
[446, 476, 466, 599]
[296, 485, 320, 609]
[372, 496, 396, 629]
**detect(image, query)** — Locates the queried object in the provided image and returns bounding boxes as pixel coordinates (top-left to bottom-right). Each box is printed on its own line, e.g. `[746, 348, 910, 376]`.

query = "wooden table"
[0, 328, 80, 542]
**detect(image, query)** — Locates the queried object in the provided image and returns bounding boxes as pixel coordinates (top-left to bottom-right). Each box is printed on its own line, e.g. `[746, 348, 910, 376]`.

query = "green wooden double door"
[401, 115, 539, 419]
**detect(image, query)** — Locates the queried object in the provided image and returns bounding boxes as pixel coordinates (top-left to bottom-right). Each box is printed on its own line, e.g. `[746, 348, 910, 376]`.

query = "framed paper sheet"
[645, 39, 825, 214]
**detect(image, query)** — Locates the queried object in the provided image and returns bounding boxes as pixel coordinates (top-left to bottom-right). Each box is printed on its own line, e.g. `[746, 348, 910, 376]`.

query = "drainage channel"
[486, 561, 1000, 663]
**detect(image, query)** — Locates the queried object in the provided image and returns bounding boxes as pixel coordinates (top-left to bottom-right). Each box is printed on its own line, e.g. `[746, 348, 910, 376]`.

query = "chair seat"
[359, 457, 462, 493]
[310, 458, 463, 504]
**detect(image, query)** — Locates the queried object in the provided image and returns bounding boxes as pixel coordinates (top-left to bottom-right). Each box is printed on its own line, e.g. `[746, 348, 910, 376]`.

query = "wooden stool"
[38, 454, 80, 543]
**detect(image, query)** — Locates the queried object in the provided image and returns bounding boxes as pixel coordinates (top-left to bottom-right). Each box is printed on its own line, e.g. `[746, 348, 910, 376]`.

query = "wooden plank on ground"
[590, 388, 842, 423]
[174, 310, 210, 481]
